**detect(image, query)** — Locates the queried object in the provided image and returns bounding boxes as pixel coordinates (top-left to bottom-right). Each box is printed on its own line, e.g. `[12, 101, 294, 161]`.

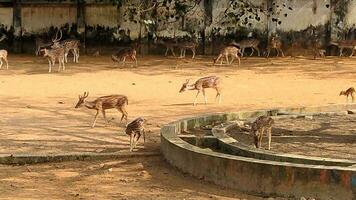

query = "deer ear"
[185, 79, 190, 83]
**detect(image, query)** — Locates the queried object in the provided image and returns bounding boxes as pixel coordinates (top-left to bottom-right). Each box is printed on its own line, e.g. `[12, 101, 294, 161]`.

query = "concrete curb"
[0, 151, 160, 165]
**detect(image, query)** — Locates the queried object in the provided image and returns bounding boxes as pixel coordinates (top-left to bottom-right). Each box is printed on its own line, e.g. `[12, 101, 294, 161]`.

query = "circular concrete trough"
[160, 104, 356, 199]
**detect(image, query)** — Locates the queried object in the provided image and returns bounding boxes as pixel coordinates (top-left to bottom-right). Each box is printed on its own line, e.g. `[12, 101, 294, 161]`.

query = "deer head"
[75, 92, 89, 108]
[179, 79, 190, 93]
[52, 29, 62, 47]
[339, 91, 345, 96]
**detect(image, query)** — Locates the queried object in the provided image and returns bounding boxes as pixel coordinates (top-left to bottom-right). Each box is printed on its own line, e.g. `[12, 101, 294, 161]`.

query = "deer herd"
[1, 31, 356, 152]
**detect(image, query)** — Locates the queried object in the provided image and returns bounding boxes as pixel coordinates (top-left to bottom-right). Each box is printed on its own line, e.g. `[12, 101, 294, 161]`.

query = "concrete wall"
[21, 5, 77, 33]
[0, 7, 12, 28]
[346, 1, 356, 27]
[85, 4, 119, 27]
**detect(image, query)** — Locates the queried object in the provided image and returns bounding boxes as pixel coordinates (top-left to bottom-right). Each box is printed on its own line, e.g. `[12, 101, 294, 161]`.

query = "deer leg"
[0, 59, 2, 69]
[129, 133, 134, 152]
[48, 59, 52, 73]
[236, 54, 241, 66]
[118, 107, 128, 125]
[225, 55, 229, 65]
[133, 132, 141, 149]
[202, 89, 207, 104]
[193, 90, 200, 106]
[5, 57, 8, 70]
[256, 48, 260, 57]
[142, 129, 146, 146]
[91, 110, 100, 128]
[164, 48, 169, 56]
[192, 49, 195, 59]
[339, 48, 343, 56]
[241, 48, 244, 57]
[259, 128, 264, 148]
[280, 49, 285, 57]
[267, 48, 271, 58]
[101, 109, 109, 125]
[350, 49, 355, 57]
[215, 88, 222, 104]
[170, 48, 176, 57]
[268, 127, 272, 150]
[250, 48, 254, 56]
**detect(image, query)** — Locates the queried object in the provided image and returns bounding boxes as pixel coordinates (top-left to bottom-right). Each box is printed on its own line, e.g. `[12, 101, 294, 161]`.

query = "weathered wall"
[21, 5, 77, 33]
[0, 7, 12, 28]
[345, 1, 356, 27]
[85, 4, 118, 27]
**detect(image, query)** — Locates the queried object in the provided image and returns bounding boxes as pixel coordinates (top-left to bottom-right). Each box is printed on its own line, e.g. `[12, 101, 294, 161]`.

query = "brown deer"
[235, 39, 260, 57]
[111, 47, 137, 66]
[35, 29, 61, 56]
[0, 49, 9, 70]
[329, 40, 356, 57]
[41, 47, 65, 73]
[339, 87, 355, 102]
[75, 92, 129, 128]
[178, 41, 198, 59]
[250, 116, 274, 150]
[155, 38, 177, 57]
[213, 46, 241, 66]
[267, 36, 284, 57]
[179, 76, 222, 106]
[125, 117, 145, 152]
[51, 30, 80, 63]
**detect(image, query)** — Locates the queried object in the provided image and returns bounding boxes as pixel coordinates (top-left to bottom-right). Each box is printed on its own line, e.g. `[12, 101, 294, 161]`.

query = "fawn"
[235, 39, 260, 57]
[125, 117, 145, 152]
[339, 87, 355, 102]
[41, 47, 65, 73]
[179, 76, 222, 106]
[75, 92, 129, 128]
[213, 46, 241, 66]
[250, 116, 274, 150]
[112, 48, 137, 66]
[0, 49, 9, 70]
[267, 36, 284, 57]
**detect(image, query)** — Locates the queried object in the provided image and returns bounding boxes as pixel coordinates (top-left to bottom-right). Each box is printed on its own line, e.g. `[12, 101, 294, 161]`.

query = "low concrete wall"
[161, 104, 356, 199]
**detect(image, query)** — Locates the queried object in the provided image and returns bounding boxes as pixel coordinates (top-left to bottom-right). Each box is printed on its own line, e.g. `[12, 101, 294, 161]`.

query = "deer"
[125, 117, 145, 152]
[266, 36, 284, 57]
[339, 87, 355, 102]
[234, 39, 260, 57]
[75, 92, 129, 128]
[111, 47, 137, 66]
[51, 30, 80, 63]
[0, 49, 8, 70]
[213, 45, 241, 66]
[35, 29, 62, 56]
[250, 116, 274, 150]
[155, 38, 178, 57]
[179, 76, 222, 106]
[178, 41, 198, 59]
[329, 40, 356, 57]
[41, 47, 65, 73]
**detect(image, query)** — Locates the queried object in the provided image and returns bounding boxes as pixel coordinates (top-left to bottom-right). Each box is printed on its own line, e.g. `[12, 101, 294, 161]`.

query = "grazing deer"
[179, 76, 222, 106]
[213, 46, 241, 66]
[235, 39, 260, 57]
[339, 87, 355, 102]
[111, 48, 137, 66]
[267, 37, 284, 57]
[155, 38, 177, 57]
[75, 92, 129, 128]
[0, 50, 8, 70]
[41, 47, 65, 73]
[178, 41, 198, 59]
[125, 117, 145, 152]
[329, 40, 356, 57]
[250, 116, 274, 150]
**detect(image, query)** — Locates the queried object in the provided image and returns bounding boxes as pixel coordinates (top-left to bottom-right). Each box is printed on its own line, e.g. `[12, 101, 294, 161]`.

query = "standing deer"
[213, 46, 241, 66]
[179, 76, 222, 106]
[329, 40, 356, 57]
[125, 117, 145, 152]
[35, 29, 61, 56]
[178, 41, 198, 59]
[339, 87, 355, 102]
[235, 39, 260, 57]
[75, 92, 129, 128]
[0, 49, 8, 70]
[41, 47, 65, 73]
[51, 30, 80, 63]
[250, 116, 274, 150]
[267, 36, 284, 57]
[155, 38, 177, 57]
[111, 47, 137, 66]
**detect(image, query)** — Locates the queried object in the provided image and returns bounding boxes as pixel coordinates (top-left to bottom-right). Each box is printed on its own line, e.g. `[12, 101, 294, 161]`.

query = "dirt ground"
[0, 54, 356, 199]
[228, 114, 356, 160]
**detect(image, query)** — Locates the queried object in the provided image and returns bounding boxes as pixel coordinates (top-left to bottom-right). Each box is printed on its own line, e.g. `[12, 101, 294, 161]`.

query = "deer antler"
[83, 91, 89, 98]
[52, 29, 63, 43]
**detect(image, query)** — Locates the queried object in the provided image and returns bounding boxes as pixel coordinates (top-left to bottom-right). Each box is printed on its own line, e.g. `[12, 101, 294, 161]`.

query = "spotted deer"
[35, 29, 61, 56]
[51, 30, 80, 63]
[125, 117, 145, 152]
[0, 49, 8, 70]
[178, 41, 198, 59]
[75, 92, 129, 128]
[179, 76, 222, 106]
[329, 40, 356, 57]
[213, 46, 241, 66]
[41, 47, 65, 73]
[155, 38, 177, 57]
[339, 87, 355, 102]
[235, 39, 260, 57]
[111, 47, 137, 66]
[250, 116, 274, 150]
[267, 37, 284, 57]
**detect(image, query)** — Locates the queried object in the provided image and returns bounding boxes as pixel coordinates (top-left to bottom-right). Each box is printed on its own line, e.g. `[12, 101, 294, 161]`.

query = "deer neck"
[187, 84, 197, 90]
[84, 100, 96, 109]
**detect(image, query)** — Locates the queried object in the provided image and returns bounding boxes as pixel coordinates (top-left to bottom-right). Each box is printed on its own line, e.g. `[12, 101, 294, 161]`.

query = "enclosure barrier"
[160, 104, 356, 199]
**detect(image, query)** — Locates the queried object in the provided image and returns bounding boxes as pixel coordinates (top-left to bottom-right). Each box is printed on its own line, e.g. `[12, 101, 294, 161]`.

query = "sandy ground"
[0, 54, 356, 199]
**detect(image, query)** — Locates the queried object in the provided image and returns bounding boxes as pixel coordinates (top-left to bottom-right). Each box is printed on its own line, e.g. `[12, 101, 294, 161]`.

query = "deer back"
[0, 50, 7, 58]
[196, 76, 220, 89]
[95, 95, 128, 110]
[238, 39, 260, 48]
[125, 117, 145, 135]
